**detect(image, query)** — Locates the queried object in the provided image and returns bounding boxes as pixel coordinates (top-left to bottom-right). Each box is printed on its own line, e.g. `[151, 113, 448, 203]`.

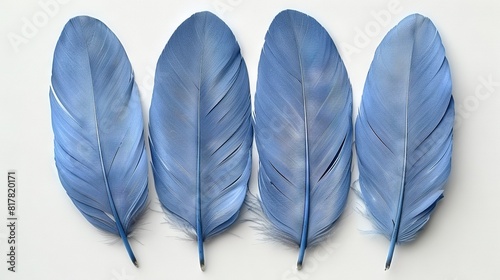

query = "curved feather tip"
[149, 11, 252, 270]
[50, 16, 148, 265]
[355, 14, 454, 269]
[254, 10, 352, 268]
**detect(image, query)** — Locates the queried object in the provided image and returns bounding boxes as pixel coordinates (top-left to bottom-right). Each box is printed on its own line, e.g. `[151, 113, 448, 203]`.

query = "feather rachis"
[50, 16, 148, 265]
[355, 14, 453, 269]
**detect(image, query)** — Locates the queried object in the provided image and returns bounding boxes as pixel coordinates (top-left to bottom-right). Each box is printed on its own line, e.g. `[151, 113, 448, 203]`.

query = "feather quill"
[254, 10, 352, 269]
[355, 14, 454, 270]
[149, 11, 252, 270]
[49, 16, 148, 266]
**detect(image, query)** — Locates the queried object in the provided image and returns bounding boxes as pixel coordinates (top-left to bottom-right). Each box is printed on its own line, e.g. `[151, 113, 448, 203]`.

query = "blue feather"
[254, 10, 352, 269]
[49, 16, 148, 266]
[149, 11, 252, 270]
[355, 14, 454, 270]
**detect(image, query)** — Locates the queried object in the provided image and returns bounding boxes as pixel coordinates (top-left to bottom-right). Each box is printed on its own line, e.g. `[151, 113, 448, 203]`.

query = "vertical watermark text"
[6, 171, 17, 272]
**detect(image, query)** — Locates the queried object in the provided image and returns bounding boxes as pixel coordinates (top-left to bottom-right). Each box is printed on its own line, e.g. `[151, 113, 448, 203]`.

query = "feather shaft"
[99, 146, 138, 266]
[386, 100, 409, 270]
[91, 114, 138, 265]
[298, 66, 311, 269]
[196, 95, 204, 270]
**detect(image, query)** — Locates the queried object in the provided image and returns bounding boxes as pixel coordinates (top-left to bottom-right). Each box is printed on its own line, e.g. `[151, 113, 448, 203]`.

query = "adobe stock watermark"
[340, 0, 402, 61]
[138, 66, 156, 96]
[211, 0, 244, 15]
[280, 240, 340, 280]
[455, 74, 499, 130]
[7, 0, 71, 53]
[110, 267, 136, 280]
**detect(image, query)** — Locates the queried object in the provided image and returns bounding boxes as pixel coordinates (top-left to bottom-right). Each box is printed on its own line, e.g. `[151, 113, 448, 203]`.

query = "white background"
[1, 0, 499, 279]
